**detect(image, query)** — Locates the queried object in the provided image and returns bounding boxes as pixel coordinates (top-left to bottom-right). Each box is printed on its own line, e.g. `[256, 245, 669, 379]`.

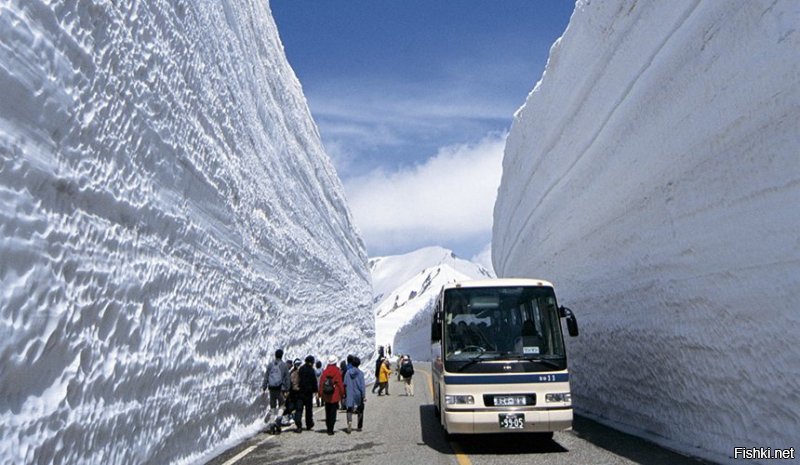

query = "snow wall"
[0, 1, 373, 464]
[493, 1, 799, 463]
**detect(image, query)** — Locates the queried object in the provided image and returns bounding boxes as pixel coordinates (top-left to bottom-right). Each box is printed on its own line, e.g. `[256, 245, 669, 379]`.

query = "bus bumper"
[444, 408, 572, 434]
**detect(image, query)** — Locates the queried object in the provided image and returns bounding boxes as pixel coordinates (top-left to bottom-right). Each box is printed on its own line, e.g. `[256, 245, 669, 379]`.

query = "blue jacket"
[344, 367, 366, 409]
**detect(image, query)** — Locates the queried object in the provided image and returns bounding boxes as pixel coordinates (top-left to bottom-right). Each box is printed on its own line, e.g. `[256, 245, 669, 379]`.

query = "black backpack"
[400, 361, 414, 378]
[322, 375, 335, 395]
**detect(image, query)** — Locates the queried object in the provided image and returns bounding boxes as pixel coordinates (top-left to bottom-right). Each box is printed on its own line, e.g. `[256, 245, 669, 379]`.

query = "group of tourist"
[372, 350, 416, 397]
[261, 347, 415, 435]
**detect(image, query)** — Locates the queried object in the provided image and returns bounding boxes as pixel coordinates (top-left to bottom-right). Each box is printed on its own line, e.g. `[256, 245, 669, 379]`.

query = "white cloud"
[344, 132, 506, 255]
[470, 242, 496, 276]
[311, 79, 515, 127]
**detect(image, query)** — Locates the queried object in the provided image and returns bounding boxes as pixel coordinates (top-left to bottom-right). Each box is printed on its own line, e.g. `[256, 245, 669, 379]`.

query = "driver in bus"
[515, 319, 545, 355]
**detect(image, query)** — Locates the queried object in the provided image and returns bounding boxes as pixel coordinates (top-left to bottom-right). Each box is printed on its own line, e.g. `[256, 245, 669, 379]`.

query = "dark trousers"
[268, 387, 284, 410]
[294, 392, 314, 429]
[346, 403, 365, 429]
[377, 382, 389, 395]
[324, 402, 338, 433]
[284, 391, 298, 417]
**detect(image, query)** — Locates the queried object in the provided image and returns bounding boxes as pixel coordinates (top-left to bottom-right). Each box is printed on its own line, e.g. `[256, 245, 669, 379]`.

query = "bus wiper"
[456, 352, 494, 372]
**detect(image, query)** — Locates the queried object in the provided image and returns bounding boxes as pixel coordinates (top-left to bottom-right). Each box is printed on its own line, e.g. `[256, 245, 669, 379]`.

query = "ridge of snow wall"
[0, 1, 373, 464]
[493, 1, 799, 463]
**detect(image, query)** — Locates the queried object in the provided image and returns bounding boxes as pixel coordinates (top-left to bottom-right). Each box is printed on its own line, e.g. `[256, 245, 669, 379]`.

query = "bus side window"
[431, 312, 442, 343]
[431, 296, 441, 342]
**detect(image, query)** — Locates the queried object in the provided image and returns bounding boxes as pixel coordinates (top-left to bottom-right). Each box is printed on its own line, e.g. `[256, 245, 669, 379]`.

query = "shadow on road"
[242, 437, 381, 465]
[418, 405, 454, 454]
[454, 432, 568, 455]
[572, 415, 715, 465]
[418, 404, 568, 456]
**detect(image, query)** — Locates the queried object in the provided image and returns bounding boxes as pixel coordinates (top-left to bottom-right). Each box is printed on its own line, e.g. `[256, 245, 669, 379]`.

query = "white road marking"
[220, 445, 260, 465]
[221, 405, 326, 465]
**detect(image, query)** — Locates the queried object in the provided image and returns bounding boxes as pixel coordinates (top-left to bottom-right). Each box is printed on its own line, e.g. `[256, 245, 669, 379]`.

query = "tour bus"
[430, 279, 579, 437]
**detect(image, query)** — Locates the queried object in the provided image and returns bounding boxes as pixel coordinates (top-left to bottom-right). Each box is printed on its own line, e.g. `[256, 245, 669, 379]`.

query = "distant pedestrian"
[399, 355, 415, 396]
[261, 349, 291, 422]
[319, 355, 345, 435]
[372, 350, 385, 394]
[344, 356, 366, 433]
[294, 356, 317, 432]
[339, 358, 349, 410]
[314, 360, 323, 407]
[396, 354, 403, 381]
[377, 358, 391, 396]
[284, 358, 301, 424]
[385, 357, 392, 393]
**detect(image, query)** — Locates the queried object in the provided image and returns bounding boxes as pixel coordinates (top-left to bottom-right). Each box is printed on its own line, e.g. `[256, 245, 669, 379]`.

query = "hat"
[293, 358, 301, 366]
[327, 355, 338, 365]
[305, 355, 315, 364]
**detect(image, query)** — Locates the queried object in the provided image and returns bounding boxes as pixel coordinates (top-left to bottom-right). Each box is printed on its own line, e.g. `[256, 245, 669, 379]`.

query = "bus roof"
[442, 278, 555, 291]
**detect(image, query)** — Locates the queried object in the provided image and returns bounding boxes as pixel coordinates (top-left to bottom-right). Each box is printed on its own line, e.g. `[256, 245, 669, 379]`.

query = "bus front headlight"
[545, 393, 571, 403]
[445, 395, 475, 405]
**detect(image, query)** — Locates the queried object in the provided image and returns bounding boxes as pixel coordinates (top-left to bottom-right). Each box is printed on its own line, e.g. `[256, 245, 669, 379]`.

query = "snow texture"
[493, 1, 799, 463]
[0, 1, 372, 464]
[371, 246, 493, 361]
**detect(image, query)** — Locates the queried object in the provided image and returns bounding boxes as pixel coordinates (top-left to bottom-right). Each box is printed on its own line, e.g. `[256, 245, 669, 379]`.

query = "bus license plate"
[499, 413, 525, 429]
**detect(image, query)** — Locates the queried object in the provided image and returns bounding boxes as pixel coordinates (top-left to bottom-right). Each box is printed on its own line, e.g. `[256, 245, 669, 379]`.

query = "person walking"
[371, 347, 385, 394]
[396, 354, 403, 381]
[339, 358, 349, 411]
[294, 356, 317, 432]
[314, 360, 323, 407]
[319, 355, 345, 435]
[377, 358, 391, 396]
[261, 349, 290, 422]
[344, 356, 366, 433]
[282, 359, 301, 424]
[399, 355, 415, 396]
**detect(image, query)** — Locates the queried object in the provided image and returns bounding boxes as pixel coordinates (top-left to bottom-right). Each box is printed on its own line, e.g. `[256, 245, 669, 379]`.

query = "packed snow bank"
[371, 246, 493, 361]
[0, 1, 372, 464]
[493, 1, 799, 463]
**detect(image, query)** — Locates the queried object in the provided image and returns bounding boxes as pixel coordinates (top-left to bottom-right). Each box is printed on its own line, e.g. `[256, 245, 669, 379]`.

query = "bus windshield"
[443, 286, 565, 363]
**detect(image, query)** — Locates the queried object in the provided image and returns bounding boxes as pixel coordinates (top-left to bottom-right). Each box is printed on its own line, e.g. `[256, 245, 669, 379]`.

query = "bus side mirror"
[566, 316, 579, 337]
[559, 306, 579, 337]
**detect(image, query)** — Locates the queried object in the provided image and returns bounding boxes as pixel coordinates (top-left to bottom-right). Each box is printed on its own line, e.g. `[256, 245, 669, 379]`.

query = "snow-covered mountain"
[371, 246, 494, 361]
[493, 1, 799, 463]
[0, 2, 372, 465]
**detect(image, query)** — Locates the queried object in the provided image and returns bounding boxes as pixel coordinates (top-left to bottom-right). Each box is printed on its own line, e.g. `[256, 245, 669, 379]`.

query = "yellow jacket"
[378, 363, 391, 383]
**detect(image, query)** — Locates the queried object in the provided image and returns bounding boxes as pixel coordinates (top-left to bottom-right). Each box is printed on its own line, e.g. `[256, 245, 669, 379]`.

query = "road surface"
[205, 366, 714, 465]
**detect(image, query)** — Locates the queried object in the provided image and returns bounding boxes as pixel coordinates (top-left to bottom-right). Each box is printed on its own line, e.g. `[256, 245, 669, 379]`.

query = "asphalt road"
[204, 367, 715, 465]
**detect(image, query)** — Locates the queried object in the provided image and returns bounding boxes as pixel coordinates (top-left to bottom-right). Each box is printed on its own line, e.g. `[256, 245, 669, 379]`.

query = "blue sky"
[271, 1, 574, 265]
